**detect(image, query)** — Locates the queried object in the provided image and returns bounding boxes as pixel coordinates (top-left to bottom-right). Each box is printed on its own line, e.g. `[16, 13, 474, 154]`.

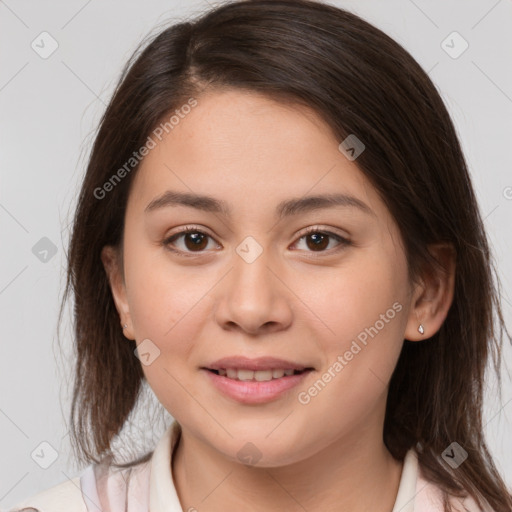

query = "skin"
[102, 89, 455, 512]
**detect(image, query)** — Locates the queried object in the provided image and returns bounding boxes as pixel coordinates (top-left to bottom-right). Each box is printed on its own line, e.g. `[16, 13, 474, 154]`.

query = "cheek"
[124, 239, 202, 336]
[300, 251, 407, 346]
[123, 246, 208, 398]
[130, 277, 211, 419]
[296, 251, 408, 399]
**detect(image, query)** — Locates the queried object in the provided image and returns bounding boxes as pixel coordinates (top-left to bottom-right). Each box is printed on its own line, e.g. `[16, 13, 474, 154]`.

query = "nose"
[213, 246, 293, 336]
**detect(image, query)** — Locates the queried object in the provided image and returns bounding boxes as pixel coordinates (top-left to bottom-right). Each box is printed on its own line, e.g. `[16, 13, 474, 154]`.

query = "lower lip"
[202, 369, 313, 404]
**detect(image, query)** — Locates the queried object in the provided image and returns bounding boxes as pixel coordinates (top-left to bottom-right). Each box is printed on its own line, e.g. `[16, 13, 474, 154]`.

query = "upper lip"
[203, 356, 313, 371]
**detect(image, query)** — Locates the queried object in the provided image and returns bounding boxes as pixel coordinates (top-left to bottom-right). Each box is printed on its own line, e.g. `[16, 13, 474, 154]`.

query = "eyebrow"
[144, 190, 375, 219]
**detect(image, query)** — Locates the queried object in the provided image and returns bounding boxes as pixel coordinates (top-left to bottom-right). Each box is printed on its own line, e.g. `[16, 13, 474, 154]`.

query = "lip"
[204, 356, 312, 372]
[202, 367, 313, 404]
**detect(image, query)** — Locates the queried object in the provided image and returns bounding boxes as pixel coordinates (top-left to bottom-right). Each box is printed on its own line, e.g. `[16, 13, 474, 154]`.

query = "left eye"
[163, 227, 350, 256]
[293, 229, 350, 252]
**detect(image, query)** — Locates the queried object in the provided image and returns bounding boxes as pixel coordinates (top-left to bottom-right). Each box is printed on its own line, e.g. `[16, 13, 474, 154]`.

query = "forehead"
[127, 89, 384, 220]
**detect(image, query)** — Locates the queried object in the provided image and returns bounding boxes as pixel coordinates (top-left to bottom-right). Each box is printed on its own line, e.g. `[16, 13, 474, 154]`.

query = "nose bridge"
[232, 235, 278, 306]
[214, 235, 292, 333]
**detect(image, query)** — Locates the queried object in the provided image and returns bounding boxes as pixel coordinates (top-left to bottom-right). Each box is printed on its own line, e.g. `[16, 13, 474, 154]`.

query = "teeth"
[254, 370, 273, 381]
[238, 369, 255, 381]
[226, 368, 238, 379]
[214, 368, 304, 381]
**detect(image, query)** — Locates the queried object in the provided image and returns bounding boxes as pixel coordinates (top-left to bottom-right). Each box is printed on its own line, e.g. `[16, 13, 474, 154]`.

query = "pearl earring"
[418, 324, 425, 335]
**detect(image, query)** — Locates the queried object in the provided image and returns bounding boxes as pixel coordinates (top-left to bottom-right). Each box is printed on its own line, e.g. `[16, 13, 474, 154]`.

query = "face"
[103, 89, 423, 467]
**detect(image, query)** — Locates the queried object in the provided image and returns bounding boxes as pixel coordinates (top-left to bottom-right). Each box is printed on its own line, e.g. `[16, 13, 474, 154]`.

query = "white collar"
[149, 420, 419, 512]
[149, 420, 184, 511]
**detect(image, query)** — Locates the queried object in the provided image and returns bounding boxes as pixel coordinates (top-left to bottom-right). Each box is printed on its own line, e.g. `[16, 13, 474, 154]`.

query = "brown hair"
[58, 0, 512, 510]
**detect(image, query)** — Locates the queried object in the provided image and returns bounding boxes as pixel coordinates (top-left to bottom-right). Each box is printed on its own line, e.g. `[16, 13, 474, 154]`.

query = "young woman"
[11, 0, 512, 511]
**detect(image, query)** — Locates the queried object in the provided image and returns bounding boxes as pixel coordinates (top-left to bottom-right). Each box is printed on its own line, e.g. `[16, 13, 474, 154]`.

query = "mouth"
[200, 357, 315, 404]
[204, 367, 313, 381]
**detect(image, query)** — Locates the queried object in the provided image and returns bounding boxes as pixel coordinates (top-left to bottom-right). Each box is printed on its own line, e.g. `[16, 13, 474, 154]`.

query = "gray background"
[1, 0, 511, 508]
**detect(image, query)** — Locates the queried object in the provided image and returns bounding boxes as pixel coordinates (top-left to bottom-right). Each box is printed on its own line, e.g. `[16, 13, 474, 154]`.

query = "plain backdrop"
[1, 0, 511, 508]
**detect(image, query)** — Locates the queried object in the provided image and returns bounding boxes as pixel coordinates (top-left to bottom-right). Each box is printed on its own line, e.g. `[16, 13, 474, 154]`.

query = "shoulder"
[7, 476, 86, 512]
[6, 424, 171, 512]
[415, 456, 496, 512]
[8, 457, 152, 512]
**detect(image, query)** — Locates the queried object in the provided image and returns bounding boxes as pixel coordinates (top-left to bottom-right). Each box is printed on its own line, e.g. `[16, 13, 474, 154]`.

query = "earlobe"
[101, 245, 134, 339]
[404, 243, 456, 342]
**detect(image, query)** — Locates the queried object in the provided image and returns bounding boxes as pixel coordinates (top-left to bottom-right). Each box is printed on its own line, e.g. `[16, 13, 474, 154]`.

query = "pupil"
[186, 233, 207, 250]
[307, 233, 328, 251]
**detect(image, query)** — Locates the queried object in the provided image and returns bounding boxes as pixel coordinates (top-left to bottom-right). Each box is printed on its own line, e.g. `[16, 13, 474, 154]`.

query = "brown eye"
[181, 232, 208, 251]
[163, 227, 219, 255]
[293, 228, 351, 254]
[305, 232, 330, 251]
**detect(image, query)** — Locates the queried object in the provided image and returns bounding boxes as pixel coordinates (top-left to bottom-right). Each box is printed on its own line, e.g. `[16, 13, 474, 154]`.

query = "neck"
[171, 421, 404, 512]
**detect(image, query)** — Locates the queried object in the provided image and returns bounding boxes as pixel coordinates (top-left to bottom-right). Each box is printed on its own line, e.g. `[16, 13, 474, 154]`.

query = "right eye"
[162, 226, 221, 256]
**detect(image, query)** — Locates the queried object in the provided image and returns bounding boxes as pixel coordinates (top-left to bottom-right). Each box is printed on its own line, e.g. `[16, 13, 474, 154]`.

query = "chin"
[214, 433, 308, 468]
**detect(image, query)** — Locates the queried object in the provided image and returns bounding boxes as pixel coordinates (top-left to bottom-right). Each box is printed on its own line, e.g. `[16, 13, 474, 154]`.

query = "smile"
[207, 368, 308, 381]
[202, 367, 314, 404]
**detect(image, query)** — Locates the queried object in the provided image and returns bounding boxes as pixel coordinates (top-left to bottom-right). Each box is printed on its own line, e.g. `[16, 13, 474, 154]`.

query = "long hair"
[58, 1, 512, 510]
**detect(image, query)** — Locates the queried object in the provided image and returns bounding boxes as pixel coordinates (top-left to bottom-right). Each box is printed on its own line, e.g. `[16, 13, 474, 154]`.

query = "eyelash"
[162, 225, 351, 258]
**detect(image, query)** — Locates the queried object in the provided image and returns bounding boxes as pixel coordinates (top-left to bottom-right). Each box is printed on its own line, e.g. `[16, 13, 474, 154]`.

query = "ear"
[404, 243, 456, 341]
[101, 245, 135, 339]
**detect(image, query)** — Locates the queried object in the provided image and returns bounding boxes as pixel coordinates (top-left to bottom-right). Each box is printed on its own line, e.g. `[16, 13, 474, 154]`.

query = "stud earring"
[418, 324, 425, 335]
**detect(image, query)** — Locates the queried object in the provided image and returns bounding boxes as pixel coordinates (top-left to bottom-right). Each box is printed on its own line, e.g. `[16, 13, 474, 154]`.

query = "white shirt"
[10, 420, 490, 512]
